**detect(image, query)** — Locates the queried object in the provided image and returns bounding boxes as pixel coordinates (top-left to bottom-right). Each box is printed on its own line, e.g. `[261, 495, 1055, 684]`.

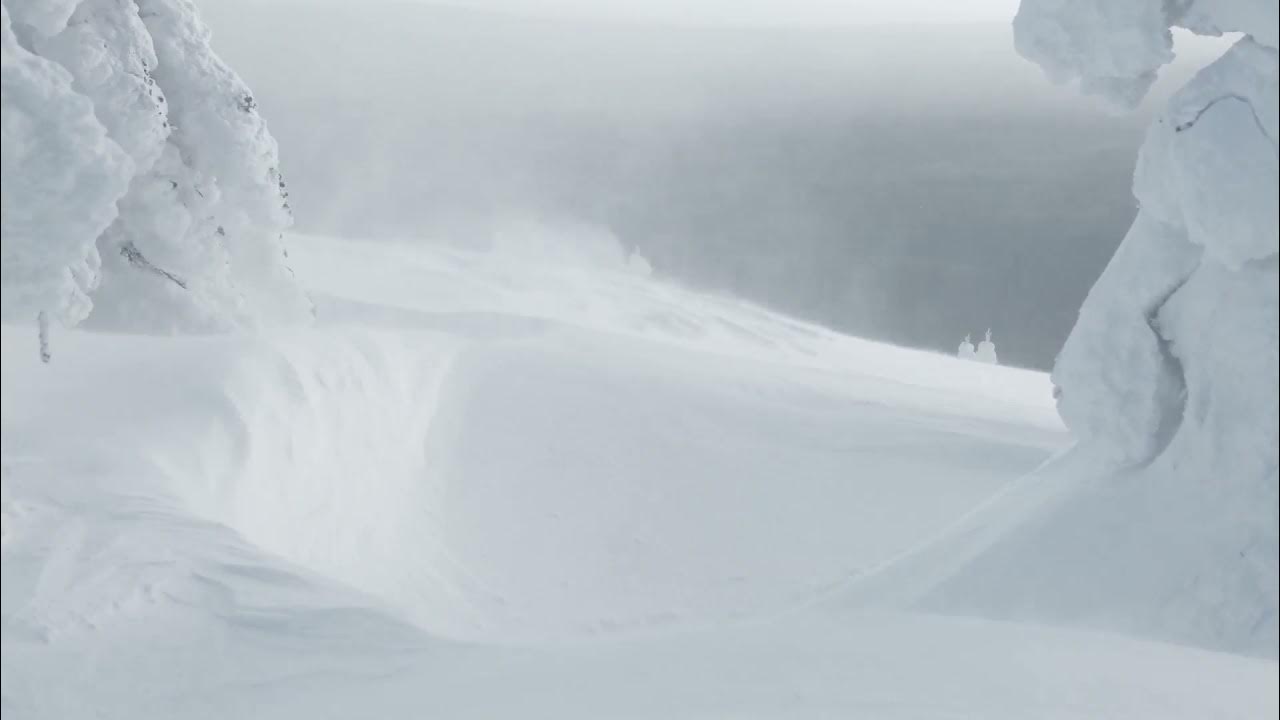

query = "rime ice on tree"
[0, 0, 310, 348]
[975, 329, 998, 365]
[958, 334, 976, 360]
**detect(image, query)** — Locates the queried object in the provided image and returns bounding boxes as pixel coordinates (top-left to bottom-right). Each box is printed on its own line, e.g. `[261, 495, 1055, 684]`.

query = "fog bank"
[201, 1, 1224, 368]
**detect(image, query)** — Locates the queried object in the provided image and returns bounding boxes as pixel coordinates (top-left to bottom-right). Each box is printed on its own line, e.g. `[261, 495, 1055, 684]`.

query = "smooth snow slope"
[2, 235, 1275, 718]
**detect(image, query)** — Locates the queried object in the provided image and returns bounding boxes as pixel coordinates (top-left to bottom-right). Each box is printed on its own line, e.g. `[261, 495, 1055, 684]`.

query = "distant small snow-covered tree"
[958, 333, 976, 360]
[975, 328, 999, 364]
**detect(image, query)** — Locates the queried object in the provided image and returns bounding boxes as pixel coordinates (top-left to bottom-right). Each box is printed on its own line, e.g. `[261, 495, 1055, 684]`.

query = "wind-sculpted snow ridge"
[0, 0, 308, 338]
[848, 0, 1277, 658]
[5, 237, 1277, 718]
[6, 235, 1069, 643]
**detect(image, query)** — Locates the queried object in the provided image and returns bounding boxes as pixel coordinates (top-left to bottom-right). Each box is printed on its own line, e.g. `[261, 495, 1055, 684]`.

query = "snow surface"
[3, 0, 1277, 714]
[3, 235, 1276, 718]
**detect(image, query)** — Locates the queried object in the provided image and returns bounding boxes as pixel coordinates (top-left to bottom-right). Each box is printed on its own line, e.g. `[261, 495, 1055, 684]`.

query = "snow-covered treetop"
[1, 0, 309, 337]
[1014, 0, 1279, 107]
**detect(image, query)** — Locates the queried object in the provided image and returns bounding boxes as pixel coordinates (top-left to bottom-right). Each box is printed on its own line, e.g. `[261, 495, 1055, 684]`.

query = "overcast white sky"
[261, 0, 1021, 27]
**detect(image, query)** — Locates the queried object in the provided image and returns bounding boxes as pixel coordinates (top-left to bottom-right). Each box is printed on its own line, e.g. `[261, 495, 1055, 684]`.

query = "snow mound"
[5, 235, 1066, 642]
[4, 236, 1275, 717]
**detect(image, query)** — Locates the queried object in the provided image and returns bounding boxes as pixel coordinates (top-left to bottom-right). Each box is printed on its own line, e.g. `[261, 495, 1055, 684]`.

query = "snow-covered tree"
[1003, 0, 1278, 654]
[975, 328, 998, 364]
[128, 0, 312, 328]
[0, 2, 131, 331]
[957, 333, 976, 360]
[0, 0, 309, 342]
[1020, 0, 1277, 471]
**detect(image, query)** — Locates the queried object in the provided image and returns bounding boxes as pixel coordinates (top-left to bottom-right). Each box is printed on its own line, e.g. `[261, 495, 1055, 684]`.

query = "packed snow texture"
[925, 0, 1280, 656]
[0, 0, 307, 335]
[4, 235, 1277, 718]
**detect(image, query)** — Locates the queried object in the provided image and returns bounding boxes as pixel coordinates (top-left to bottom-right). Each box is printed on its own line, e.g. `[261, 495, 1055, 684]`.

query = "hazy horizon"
[204, 0, 1024, 27]
[201, 0, 1228, 368]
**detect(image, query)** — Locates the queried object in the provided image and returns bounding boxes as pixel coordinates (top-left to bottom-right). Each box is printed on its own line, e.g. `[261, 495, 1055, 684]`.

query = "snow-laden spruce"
[975, 329, 998, 365]
[0, 0, 309, 341]
[0, 3, 129, 332]
[934, 0, 1278, 656]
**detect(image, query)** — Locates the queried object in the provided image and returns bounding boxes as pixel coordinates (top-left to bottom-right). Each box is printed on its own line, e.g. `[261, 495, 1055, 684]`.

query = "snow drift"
[4, 235, 1066, 642]
[5, 236, 1275, 718]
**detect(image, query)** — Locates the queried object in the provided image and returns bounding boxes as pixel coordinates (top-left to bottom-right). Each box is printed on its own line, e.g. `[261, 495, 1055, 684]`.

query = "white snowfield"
[3, 236, 1276, 719]
[2, 0, 1277, 714]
